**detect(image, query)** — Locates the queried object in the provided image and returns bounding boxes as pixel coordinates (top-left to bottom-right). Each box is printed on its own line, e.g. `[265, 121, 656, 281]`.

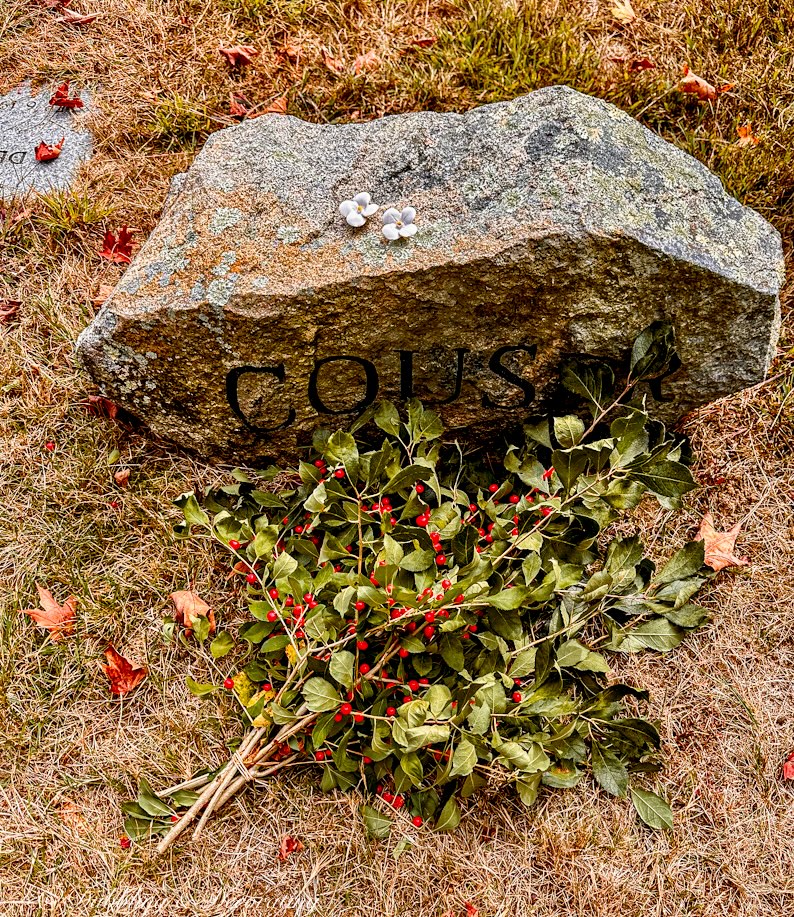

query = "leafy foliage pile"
[127, 324, 712, 846]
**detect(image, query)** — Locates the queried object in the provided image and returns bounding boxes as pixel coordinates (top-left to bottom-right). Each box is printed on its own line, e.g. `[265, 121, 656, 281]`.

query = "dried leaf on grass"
[218, 45, 258, 67]
[411, 35, 437, 48]
[229, 92, 252, 118]
[278, 834, 304, 860]
[679, 67, 734, 101]
[353, 50, 379, 74]
[56, 8, 100, 24]
[260, 94, 288, 115]
[114, 468, 131, 487]
[20, 585, 76, 639]
[171, 590, 216, 635]
[102, 645, 147, 695]
[49, 81, 84, 109]
[322, 47, 344, 74]
[695, 512, 749, 571]
[1, 300, 21, 324]
[737, 123, 759, 146]
[99, 227, 134, 264]
[783, 752, 794, 780]
[611, 0, 636, 23]
[35, 138, 64, 161]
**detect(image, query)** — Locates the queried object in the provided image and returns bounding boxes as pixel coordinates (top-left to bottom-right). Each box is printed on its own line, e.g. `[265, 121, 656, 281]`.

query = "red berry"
[246, 572, 258, 584]
[170, 814, 179, 822]
[45, 441, 56, 452]
[462, 632, 470, 640]
[478, 528, 486, 537]
[295, 525, 304, 534]
[416, 515, 429, 527]
[282, 517, 289, 525]
[405, 621, 417, 633]
[263, 683, 272, 691]
[120, 836, 131, 849]
[403, 694, 412, 703]
[359, 663, 371, 675]
[485, 535, 493, 543]
[340, 702, 353, 716]
[488, 483, 499, 493]
[363, 755, 373, 764]
[423, 625, 435, 639]
[509, 494, 520, 504]
[419, 677, 429, 685]
[393, 794, 405, 809]
[228, 539, 242, 550]
[412, 816, 423, 827]
[435, 554, 447, 566]
[424, 611, 436, 623]
[334, 564, 343, 572]
[315, 751, 325, 761]
[223, 677, 234, 690]
[511, 527, 519, 536]
[399, 648, 409, 658]
[357, 640, 369, 651]
[408, 679, 419, 692]
[382, 792, 394, 803]
[386, 707, 397, 717]
[353, 713, 364, 723]
[430, 532, 441, 544]
[334, 469, 345, 479]
[354, 601, 366, 612]
[469, 503, 478, 513]
[268, 588, 279, 599]
[512, 691, 522, 703]
[454, 594, 465, 604]
[441, 579, 452, 589]
[285, 596, 294, 607]
[415, 483, 425, 493]
[334, 713, 343, 722]
[267, 610, 278, 622]
[542, 467, 554, 480]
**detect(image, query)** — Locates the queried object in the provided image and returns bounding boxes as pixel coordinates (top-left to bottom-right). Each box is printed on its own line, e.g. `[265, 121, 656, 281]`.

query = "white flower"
[339, 192, 379, 227]
[382, 206, 417, 240]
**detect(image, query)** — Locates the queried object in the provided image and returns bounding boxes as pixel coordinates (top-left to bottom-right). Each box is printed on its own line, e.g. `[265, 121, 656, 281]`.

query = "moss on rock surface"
[77, 86, 783, 461]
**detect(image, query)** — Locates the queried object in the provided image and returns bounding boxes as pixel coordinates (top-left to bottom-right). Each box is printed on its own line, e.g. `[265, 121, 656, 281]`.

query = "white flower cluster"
[338, 192, 418, 242]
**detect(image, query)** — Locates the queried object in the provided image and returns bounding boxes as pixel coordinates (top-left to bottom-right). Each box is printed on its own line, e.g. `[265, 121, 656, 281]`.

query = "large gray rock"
[77, 86, 783, 460]
[0, 83, 93, 200]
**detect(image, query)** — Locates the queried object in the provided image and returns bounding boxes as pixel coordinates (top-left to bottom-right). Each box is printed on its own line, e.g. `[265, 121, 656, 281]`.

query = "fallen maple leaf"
[218, 44, 258, 67]
[695, 512, 749, 572]
[1, 300, 21, 324]
[229, 92, 252, 118]
[35, 137, 64, 162]
[99, 227, 134, 264]
[114, 468, 131, 487]
[170, 590, 216, 634]
[321, 47, 345, 74]
[56, 8, 100, 23]
[736, 123, 759, 147]
[783, 751, 794, 780]
[611, 0, 636, 23]
[679, 67, 734, 101]
[353, 49, 379, 74]
[20, 585, 76, 639]
[49, 81, 84, 109]
[278, 834, 304, 860]
[101, 645, 148, 695]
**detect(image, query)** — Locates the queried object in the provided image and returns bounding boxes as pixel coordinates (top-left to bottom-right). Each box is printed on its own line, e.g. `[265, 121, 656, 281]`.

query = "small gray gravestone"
[0, 83, 93, 200]
[77, 86, 784, 461]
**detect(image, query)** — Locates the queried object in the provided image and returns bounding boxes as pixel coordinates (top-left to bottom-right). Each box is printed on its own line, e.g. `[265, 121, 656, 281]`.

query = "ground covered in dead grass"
[1, 1, 793, 915]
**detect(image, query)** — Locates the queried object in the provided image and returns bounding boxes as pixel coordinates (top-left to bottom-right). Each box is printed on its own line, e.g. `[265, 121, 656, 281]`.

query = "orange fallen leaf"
[114, 468, 131, 487]
[464, 904, 478, 917]
[736, 123, 759, 146]
[56, 8, 100, 23]
[278, 834, 304, 860]
[99, 226, 134, 264]
[322, 47, 345, 74]
[20, 584, 76, 640]
[679, 67, 733, 101]
[411, 35, 437, 48]
[218, 44, 258, 67]
[695, 512, 749, 572]
[353, 49, 379, 74]
[611, 0, 636, 23]
[229, 92, 252, 118]
[783, 751, 794, 781]
[101, 644, 148, 695]
[49, 81, 84, 109]
[278, 41, 301, 63]
[35, 138, 64, 162]
[170, 590, 216, 634]
[1, 300, 21, 324]
[83, 394, 120, 419]
[261, 94, 288, 115]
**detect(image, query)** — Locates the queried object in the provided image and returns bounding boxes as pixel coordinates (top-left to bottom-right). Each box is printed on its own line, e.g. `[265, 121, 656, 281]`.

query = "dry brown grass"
[1, 0, 793, 914]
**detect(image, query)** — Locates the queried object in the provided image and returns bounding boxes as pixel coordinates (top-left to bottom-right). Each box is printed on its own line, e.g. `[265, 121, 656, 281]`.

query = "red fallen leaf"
[1, 300, 21, 324]
[783, 751, 794, 780]
[218, 44, 258, 67]
[679, 66, 734, 101]
[353, 49, 379, 74]
[83, 394, 120, 419]
[464, 904, 478, 917]
[736, 123, 759, 146]
[229, 92, 252, 118]
[321, 47, 345, 74]
[113, 468, 131, 488]
[411, 35, 437, 47]
[49, 81, 84, 109]
[278, 834, 304, 860]
[101, 644, 148, 695]
[35, 137, 65, 162]
[170, 590, 216, 635]
[56, 8, 100, 23]
[99, 226, 134, 264]
[261, 94, 288, 115]
[695, 512, 749, 572]
[20, 585, 77, 640]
